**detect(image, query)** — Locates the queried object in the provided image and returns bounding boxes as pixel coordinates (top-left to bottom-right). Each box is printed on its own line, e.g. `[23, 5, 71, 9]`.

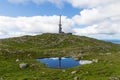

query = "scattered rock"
[81, 56, 84, 59]
[30, 64, 36, 68]
[33, 77, 39, 80]
[99, 53, 104, 55]
[109, 77, 120, 80]
[74, 77, 79, 80]
[73, 57, 79, 61]
[27, 54, 31, 57]
[0, 53, 2, 55]
[80, 60, 93, 65]
[86, 71, 89, 74]
[0, 77, 4, 80]
[62, 69, 66, 72]
[16, 59, 19, 62]
[19, 63, 29, 69]
[71, 71, 77, 74]
[110, 63, 113, 65]
[23, 78, 28, 80]
[92, 59, 98, 63]
[27, 54, 32, 58]
[106, 53, 112, 55]
[42, 72, 45, 74]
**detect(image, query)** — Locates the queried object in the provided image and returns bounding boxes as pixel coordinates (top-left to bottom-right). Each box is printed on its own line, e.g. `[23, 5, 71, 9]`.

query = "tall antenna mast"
[59, 14, 62, 33]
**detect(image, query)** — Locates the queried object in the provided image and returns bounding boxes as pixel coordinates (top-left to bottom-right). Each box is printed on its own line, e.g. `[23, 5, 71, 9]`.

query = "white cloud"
[0, 16, 74, 38]
[73, 8, 104, 25]
[4, 0, 120, 40]
[71, 0, 120, 39]
[74, 20, 120, 39]
[72, 2, 120, 25]
[67, 0, 119, 8]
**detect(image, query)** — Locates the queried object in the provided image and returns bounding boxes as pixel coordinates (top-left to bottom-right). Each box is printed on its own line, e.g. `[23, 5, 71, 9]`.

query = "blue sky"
[0, 0, 120, 40]
[0, 0, 80, 17]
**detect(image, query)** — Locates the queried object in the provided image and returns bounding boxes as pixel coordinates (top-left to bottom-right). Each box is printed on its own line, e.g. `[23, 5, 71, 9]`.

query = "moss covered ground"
[0, 33, 120, 80]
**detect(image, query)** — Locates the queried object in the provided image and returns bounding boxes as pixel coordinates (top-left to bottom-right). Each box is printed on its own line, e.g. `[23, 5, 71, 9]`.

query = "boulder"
[74, 77, 79, 80]
[19, 63, 28, 69]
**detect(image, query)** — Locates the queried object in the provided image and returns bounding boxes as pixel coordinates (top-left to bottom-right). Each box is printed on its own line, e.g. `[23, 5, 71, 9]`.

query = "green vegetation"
[0, 33, 120, 80]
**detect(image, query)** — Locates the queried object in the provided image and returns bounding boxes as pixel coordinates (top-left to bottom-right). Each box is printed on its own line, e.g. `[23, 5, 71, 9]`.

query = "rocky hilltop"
[0, 33, 120, 80]
[0, 33, 120, 58]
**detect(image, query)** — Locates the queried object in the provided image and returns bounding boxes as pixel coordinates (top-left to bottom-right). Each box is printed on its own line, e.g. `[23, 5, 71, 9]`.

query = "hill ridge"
[0, 33, 120, 58]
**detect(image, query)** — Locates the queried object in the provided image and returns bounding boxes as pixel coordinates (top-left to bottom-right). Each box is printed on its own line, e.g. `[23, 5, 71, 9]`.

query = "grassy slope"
[0, 33, 120, 80]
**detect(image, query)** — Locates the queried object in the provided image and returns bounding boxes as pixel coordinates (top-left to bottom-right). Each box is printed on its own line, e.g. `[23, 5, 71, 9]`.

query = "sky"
[0, 0, 120, 40]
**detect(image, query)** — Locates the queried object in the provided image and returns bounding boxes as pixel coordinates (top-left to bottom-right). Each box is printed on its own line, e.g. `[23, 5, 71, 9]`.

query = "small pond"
[37, 57, 92, 69]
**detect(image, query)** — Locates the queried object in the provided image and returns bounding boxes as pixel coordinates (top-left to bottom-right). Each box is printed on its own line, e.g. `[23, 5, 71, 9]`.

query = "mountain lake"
[37, 57, 93, 69]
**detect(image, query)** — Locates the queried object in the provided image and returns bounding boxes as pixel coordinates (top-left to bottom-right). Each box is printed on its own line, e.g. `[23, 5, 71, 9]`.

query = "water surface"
[104, 40, 120, 44]
[37, 57, 92, 69]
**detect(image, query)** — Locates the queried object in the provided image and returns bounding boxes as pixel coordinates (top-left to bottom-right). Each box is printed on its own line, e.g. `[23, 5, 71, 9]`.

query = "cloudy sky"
[0, 0, 120, 40]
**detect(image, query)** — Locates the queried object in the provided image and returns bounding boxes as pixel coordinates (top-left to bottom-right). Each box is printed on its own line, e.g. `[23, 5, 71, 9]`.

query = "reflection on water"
[37, 57, 92, 69]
